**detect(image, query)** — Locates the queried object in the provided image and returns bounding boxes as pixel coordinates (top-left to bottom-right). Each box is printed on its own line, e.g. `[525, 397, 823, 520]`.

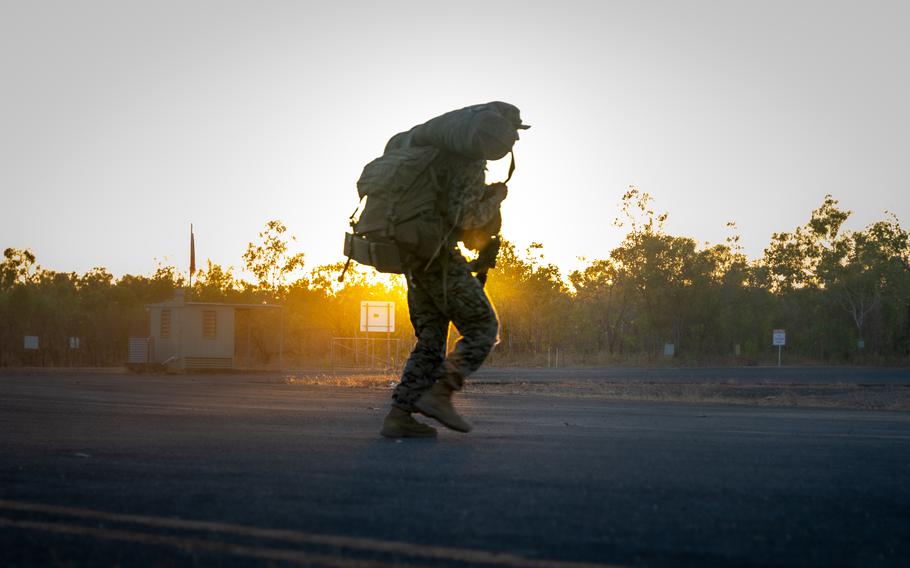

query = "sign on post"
[772, 329, 786, 366]
[360, 301, 395, 333]
[772, 329, 786, 346]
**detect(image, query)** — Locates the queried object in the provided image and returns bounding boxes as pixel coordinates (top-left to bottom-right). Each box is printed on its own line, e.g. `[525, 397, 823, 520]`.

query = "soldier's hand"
[488, 183, 508, 202]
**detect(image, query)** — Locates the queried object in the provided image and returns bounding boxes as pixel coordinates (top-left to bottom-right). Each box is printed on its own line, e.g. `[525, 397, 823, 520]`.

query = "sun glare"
[335, 266, 406, 295]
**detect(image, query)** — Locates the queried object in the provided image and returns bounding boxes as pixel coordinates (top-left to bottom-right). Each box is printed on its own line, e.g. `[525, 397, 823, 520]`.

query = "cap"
[487, 101, 530, 130]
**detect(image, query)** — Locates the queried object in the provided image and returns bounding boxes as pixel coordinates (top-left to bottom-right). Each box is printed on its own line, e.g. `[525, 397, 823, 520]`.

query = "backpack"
[342, 145, 444, 274]
[412, 101, 524, 160]
[341, 102, 524, 277]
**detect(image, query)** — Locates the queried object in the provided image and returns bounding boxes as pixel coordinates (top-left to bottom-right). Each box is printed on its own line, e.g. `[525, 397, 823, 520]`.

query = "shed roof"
[146, 300, 282, 310]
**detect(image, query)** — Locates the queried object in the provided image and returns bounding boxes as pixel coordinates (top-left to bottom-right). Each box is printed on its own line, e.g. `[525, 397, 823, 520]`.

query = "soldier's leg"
[391, 273, 449, 412]
[406, 254, 498, 389]
[442, 257, 499, 389]
[409, 254, 495, 433]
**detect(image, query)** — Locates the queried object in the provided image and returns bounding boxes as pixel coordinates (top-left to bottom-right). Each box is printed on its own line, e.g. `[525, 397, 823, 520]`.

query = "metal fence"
[329, 337, 408, 373]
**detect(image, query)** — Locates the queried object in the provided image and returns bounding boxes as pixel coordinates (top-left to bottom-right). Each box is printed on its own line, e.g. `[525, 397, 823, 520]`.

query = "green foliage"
[762, 195, 851, 291]
[1, 248, 37, 288]
[2, 195, 909, 367]
[242, 220, 306, 291]
[486, 241, 569, 356]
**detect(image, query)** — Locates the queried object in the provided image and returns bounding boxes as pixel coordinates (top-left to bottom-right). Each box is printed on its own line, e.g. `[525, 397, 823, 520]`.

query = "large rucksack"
[343, 145, 443, 274]
[341, 102, 525, 276]
[412, 101, 525, 160]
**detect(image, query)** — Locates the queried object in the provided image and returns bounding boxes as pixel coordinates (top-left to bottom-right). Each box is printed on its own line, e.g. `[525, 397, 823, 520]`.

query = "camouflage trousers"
[392, 252, 499, 412]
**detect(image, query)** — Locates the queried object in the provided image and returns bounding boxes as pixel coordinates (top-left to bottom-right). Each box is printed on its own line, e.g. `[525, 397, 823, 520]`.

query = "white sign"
[360, 301, 395, 333]
[24, 336, 39, 350]
[772, 329, 786, 346]
[69, 337, 80, 349]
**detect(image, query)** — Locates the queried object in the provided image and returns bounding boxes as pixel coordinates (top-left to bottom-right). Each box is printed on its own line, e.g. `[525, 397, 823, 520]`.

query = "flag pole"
[189, 223, 196, 289]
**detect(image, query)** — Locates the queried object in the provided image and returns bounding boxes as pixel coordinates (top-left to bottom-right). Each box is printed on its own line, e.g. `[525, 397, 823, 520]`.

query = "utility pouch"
[344, 233, 406, 274]
[392, 210, 446, 260]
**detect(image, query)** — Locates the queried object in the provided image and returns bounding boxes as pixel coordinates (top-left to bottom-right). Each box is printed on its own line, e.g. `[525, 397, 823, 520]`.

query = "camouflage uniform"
[391, 155, 502, 412]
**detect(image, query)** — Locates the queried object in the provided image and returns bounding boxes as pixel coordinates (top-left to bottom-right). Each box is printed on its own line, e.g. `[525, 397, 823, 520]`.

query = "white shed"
[143, 291, 282, 370]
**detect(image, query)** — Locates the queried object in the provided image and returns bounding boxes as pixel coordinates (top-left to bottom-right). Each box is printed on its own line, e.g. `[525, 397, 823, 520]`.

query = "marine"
[379, 104, 530, 438]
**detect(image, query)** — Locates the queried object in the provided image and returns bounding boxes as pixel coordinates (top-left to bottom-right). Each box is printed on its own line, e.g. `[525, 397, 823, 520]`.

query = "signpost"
[360, 301, 396, 370]
[360, 301, 395, 333]
[331, 301, 400, 374]
[772, 329, 786, 367]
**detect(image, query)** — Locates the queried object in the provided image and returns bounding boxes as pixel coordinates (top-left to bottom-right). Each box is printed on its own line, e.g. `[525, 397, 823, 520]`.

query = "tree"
[486, 241, 568, 359]
[817, 214, 910, 356]
[192, 260, 239, 302]
[1, 248, 37, 289]
[3, 198, 909, 367]
[569, 258, 630, 355]
[242, 220, 306, 293]
[762, 195, 851, 292]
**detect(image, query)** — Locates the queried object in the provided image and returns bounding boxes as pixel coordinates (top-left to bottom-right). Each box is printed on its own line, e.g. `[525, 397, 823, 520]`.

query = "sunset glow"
[2, 2, 907, 282]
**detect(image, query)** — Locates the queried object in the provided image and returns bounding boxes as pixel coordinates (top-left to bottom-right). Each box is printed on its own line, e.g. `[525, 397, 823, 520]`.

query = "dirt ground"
[283, 373, 910, 411]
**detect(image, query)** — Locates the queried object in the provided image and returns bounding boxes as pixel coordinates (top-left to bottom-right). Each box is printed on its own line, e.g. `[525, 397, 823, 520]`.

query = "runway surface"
[473, 365, 910, 385]
[1, 371, 909, 567]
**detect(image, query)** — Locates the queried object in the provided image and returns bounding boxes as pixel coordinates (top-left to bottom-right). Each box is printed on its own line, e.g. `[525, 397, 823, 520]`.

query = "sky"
[1, 1, 908, 280]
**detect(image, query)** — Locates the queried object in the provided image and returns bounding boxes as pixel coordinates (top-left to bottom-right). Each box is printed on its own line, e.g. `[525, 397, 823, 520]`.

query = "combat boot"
[380, 407, 437, 438]
[414, 381, 473, 433]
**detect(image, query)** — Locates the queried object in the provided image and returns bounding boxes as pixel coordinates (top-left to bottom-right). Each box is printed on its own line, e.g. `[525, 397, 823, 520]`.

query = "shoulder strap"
[429, 165, 450, 218]
[504, 151, 516, 184]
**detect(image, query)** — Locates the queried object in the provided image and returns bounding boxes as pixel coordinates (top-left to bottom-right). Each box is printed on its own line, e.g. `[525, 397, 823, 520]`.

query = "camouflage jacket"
[434, 154, 503, 232]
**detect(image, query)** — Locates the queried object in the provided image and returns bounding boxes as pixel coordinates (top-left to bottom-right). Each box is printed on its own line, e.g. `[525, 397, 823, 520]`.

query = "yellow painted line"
[0, 517, 402, 568]
[0, 499, 620, 568]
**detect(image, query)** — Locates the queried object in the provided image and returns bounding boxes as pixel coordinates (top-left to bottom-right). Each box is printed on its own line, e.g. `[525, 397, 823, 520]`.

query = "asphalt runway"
[473, 365, 910, 385]
[2, 372, 909, 567]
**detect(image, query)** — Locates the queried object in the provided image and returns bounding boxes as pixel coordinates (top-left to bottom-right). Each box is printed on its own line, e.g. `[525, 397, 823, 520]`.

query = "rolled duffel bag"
[411, 101, 528, 160]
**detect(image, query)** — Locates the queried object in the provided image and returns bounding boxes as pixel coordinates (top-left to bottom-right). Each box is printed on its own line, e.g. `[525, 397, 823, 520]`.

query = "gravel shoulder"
[283, 370, 910, 411]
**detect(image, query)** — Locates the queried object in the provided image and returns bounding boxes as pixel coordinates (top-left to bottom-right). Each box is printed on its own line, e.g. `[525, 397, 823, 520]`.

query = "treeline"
[2, 192, 908, 367]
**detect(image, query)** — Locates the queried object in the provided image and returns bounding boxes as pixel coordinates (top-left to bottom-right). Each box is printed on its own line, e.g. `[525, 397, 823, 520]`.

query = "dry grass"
[283, 373, 397, 389]
[281, 372, 910, 411]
